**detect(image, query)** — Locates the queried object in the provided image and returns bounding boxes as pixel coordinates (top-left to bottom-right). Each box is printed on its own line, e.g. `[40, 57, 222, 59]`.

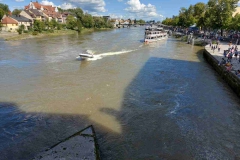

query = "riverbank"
[0, 28, 112, 41]
[0, 30, 77, 41]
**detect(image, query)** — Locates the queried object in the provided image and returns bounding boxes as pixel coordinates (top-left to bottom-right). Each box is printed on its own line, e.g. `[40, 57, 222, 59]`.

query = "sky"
[1, 0, 235, 21]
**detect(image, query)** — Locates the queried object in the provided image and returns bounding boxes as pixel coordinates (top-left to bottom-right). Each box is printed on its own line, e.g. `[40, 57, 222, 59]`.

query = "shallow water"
[0, 27, 240, 159]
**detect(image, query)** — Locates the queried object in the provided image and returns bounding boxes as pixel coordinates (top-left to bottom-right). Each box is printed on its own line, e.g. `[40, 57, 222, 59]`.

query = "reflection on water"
[0, 27, 240, 159]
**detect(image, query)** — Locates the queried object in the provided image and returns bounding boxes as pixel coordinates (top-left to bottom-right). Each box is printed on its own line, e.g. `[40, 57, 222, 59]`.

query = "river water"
[1, 27, 240, 159]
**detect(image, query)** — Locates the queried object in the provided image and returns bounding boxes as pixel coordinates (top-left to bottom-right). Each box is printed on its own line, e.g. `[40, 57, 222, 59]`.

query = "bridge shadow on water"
[1, 50, 240, 160]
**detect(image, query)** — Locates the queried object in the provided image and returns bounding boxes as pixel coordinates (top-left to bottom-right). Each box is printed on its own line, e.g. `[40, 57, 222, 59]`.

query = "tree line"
[162, 0, 239, 35]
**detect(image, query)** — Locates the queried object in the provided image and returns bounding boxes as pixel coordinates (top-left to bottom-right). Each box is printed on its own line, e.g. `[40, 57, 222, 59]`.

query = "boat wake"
[86, 49, 137, 61]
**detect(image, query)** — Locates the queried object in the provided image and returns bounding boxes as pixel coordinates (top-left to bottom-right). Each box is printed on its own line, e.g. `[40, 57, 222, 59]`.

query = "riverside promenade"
[205, 42, 240, 72]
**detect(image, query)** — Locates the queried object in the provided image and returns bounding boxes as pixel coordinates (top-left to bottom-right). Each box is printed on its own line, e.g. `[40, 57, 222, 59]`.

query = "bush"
[23, 30, 28, 33]
[17, 29, 23, 34]
[49, 29, 54, 33]
[32, 31, 38, 35]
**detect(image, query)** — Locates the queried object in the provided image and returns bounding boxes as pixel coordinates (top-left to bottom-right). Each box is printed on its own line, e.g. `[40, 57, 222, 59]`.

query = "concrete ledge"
[34, 125, 101, 160]
[203, 49, 240, 97]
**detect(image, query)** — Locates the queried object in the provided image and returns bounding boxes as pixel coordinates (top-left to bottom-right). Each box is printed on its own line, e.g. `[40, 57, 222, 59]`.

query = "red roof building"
[1, 16, 18, 24]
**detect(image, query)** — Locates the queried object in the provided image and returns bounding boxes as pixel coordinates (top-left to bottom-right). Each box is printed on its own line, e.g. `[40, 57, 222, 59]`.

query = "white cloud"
[125, 0, 163, 20]
[15, 0, 24, 2]
[41, 0, 55, 6]
[64, 0, 106, 12]
[59, 3, 76, 10]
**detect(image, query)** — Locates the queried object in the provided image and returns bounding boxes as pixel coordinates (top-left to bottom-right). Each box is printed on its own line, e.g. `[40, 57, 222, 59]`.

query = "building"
[1, 16, 19, 32]
[25, 1, 58, 12]
[24, 1, 63, 22]
[20, 9, 45, 22]
[110, 19, 120, 28]
[10, 15, 32, 30]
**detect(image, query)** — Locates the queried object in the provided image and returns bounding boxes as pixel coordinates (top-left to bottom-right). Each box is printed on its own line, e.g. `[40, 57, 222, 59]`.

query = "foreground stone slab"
[34, 125, 100, 160]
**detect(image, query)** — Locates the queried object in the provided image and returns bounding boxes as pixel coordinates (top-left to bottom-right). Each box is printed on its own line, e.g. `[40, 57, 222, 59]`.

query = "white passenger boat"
[144, 26, 168, 43]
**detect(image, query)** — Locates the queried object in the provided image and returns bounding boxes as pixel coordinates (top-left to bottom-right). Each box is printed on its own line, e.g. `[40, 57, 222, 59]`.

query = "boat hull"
[77, 53, 94, 60]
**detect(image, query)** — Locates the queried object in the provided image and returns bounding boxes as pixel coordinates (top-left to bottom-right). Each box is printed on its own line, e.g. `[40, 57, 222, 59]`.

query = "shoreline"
[0, 28, 113, 41]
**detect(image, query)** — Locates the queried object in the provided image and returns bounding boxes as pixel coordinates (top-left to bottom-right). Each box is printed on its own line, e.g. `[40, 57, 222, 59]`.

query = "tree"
[0, 22, 2, 32]
[178, 6, 196, 27]
[82, 13, 94, 28]
[229, 13, 240, 31]
[207, 0, 239, 35]
[12, 9, 22, 16]
[66, 15, 76, 30]
[93, 17, 105, 28]
[50, 19, 58, 29]
[0, 3, 9, 14]
[0, 8, 4, 20]
[17, 24, 25, 34]
[33, 20, 45, 33]
[193, 2, 206, 30]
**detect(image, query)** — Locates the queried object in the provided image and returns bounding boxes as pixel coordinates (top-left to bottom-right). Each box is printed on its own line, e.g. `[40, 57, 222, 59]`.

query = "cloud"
[125, 0, 163, 20]
[63, 0, 106, 12]
[59, 3, 76, 10]
[41, 0, 55, 6]
[15, 0, 24, 2]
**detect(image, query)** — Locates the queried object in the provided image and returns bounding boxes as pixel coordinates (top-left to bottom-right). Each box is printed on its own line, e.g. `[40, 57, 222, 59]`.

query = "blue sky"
[0, 0, 219, 21]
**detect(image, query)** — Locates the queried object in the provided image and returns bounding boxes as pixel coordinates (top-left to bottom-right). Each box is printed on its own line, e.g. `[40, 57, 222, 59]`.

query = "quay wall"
[203, 49, 240, 97]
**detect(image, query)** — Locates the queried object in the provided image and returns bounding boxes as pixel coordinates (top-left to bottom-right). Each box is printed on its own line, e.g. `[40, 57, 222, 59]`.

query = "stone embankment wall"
[203, 49, 240, 97]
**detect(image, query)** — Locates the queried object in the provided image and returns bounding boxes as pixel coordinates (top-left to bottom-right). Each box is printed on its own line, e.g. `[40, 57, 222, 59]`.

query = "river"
[0, 27, 240, 160]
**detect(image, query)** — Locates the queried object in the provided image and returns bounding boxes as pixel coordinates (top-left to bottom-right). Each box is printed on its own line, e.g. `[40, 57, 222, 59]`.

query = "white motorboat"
[76, 53, 94, 60]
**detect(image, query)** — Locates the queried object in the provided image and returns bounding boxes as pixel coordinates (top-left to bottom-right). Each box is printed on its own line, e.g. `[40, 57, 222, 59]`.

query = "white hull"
[144, 25, 168, 43]
[144, 35, 168, 43]
[76, 53, 94, 60]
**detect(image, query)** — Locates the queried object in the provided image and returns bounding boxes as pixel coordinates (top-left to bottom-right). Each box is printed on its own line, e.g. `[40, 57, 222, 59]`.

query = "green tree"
[45, 18, 50, 30]
[178, 6, 196, 27]
[0, 3, 9, 14]
[50, 19, 58, 29]
[12, 9, 22, 16]
[33, 20, 45, 33]
[17, 24, 25, 34]
[66, 15, 76, 30]
[93, 17, 105, 28]
[229, 13, 240, 31]
[0, 8, 4, 19]
[193, 2, 206, 30]
[76, 19, 83, 32]
[207, 0, 238, 35]
[0, 22, 2, 32]
[82, 13, 94, 28]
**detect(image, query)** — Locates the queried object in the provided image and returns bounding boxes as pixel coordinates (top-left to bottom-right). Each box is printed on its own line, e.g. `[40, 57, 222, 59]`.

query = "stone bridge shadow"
[1, 51, 240, 160]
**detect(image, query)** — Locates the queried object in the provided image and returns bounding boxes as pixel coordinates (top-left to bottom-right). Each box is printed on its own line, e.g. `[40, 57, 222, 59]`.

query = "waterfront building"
[110, 19, 120, 28]
[1, 16, 19, 32]
[24, 1, 63, 23]
[20, 9, 45, 22]
[10, 15, 32, 30]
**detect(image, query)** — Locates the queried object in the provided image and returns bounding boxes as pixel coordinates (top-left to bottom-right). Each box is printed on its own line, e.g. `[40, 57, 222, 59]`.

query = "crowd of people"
[216, 41, 240, 77]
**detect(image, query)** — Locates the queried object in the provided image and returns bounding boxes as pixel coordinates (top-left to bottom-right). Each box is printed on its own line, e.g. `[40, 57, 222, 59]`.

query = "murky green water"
[0, 27, 240, 159]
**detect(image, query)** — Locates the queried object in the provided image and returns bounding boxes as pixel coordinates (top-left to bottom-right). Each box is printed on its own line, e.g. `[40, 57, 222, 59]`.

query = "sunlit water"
[0, 27, 240, 160]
